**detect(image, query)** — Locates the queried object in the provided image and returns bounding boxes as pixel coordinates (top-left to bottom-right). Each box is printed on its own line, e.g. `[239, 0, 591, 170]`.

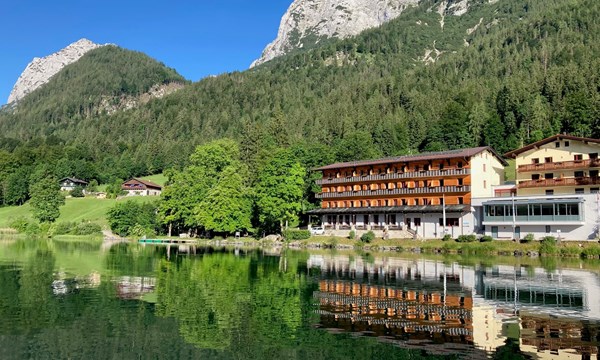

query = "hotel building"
[308, 147, 507, 239]
[476, 135, 600, 241]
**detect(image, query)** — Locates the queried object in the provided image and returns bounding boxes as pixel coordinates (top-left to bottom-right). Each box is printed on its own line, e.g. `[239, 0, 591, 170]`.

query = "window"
[544, 173, 554, 179]
[440, 179, 445, 187]
[574, 171, 584, 178]
[565, 141, 570, 147]
[574, 154, 583, 161]
[546, 189, 554, 195]
[458, 197, 464, 205]
[575, 188, 585, 194]
[545, 157, 553, 163]
[424, 164, 430, 171]
[483, 164, 487, 172]
[592, 188, 600, 194]
[414, 166, 420, 172]
[545, 225, 551, 234]
[484, 180, 487, 189]
[414, 218, 421, 226]
[531, 158, 539, 164]
[458, 178, 464, 186]
[590, 153, 598, 159]
[532, 174, 540, 180]
[591, 170, 599, 178]
[458, 162, 463, 169]
[555, 142, 560, 148]
[439, 163, 444, 170]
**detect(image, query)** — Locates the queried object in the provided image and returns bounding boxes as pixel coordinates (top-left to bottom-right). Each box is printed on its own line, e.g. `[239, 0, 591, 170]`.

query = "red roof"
[313, 146, 507, 171]
[122, 178, 162, 190]
[504, 134, 600, 158]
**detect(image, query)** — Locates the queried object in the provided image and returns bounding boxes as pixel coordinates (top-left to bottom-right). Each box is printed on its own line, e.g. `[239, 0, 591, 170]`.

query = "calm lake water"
[1, 238, 600, 359]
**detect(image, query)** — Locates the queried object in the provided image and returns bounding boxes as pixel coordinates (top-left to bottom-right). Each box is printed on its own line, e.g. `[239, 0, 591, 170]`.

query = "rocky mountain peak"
[8, 38, 107, 104]
[251, 0, 488, 67]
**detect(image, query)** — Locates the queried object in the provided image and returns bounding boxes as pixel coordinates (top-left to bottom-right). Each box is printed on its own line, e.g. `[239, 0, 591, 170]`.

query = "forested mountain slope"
[0, 0, 598, 206]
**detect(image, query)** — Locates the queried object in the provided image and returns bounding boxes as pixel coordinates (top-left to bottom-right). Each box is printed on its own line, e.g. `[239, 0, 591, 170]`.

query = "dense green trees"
[158, 140, 305, 236]
[106, 200, 158, 237]
[29, 177, 65, 223]
[255, 149, 306, 232]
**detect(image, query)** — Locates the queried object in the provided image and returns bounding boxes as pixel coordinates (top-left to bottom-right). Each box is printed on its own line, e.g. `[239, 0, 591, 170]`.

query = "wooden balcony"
[518, 158, 600, 172]
[316, 185, 471, 199]
[316, 168, 471, 185]
[518, 177, 600, 189]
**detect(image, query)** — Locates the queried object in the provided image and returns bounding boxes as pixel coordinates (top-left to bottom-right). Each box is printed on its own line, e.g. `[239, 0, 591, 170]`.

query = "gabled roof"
[313, 146, 507, 171]
[59, 177, 88, 185]
[123, 178, 162, 189]
[504, 134, 600, 158]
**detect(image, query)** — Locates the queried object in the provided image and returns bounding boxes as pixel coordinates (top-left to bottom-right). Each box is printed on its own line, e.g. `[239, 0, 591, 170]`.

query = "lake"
[1, 238, 599, 359]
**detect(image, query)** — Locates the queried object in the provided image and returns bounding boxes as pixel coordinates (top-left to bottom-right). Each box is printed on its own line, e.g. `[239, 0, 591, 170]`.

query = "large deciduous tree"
[29, 176, 65, 223]
[255, 149, 305, 233]
[196, 166, 252, 234]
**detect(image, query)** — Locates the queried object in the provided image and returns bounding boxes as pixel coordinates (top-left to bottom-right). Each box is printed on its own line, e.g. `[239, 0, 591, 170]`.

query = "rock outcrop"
[8, 38, 106, 104]
[252, 0, 490, 67]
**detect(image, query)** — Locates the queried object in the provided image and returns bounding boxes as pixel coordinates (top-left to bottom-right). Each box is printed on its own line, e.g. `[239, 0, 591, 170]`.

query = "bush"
[456, 234, 477, 243]
[442, 234, 453, 242]
[9, 217, 31, 233]
[360, 231, 375, 243]
[282, 229, 311, 240]
[70, 186, 85, 198]
[539, 236, 558, 256]
[52, 221, 76, 235]
[348, 230, 356, 240]
[73, 222, 102, 235]
[522, 233, 535, 243]
[480, 235, 493, 242]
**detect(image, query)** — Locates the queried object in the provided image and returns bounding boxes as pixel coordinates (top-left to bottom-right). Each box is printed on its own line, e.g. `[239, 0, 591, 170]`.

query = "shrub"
[480, 235, 493, 242]
[442, 234, 453, 242]
[25, 222, 41, 236]
[539, 236, 558, 256]
[70, 186, 85, 198]
[456, 234, 477, 243]
[9, 217, 31, 233]
[348, 230, 356, 240]
[582, 245, 600, 258]
[360, 231, 375, 243]
[52, 222, 76, 235]
[73, 222, 102, 235]
[282, 229, 311, 240]
[522, 233, 535, 243]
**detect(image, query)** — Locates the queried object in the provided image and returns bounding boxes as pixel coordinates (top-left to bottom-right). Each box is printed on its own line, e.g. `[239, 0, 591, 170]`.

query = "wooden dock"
[138, 238, 198, 245]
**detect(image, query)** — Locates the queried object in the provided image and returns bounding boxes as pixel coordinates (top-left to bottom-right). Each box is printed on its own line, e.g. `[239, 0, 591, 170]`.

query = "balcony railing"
[316, 169, 470, 185]
[518, 177, 600, 189]
[316, 185, 471, 199]
[484, 215, 583, 223]
[518, 158, 600, 172]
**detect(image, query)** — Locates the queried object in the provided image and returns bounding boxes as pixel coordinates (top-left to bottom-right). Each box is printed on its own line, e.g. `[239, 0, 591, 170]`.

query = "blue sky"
[1, 0, 292, 104]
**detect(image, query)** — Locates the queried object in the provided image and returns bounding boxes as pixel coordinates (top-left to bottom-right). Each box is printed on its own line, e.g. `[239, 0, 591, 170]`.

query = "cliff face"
[251, 0, 485, 67]
[8, 39, 106, 104]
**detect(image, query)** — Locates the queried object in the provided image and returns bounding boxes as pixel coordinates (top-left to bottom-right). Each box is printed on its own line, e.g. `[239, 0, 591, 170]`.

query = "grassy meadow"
[0, 196, 159, 228]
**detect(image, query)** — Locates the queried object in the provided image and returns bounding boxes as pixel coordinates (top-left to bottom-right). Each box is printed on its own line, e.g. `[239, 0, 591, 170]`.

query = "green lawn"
[143, 173, 167, 186]
[0, 196, 159, 228]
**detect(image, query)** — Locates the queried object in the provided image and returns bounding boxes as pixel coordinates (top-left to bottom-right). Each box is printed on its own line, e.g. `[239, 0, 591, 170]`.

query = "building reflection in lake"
[308, 254, 600, 359]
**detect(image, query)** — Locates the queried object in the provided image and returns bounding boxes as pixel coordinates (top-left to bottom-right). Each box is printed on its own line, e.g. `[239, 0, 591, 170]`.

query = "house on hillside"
[59, 177, 88, 192]
[122, 178, 162, 196]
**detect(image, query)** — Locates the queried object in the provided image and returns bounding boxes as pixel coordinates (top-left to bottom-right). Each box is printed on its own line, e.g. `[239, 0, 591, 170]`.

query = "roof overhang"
[306, 205, 469, 215]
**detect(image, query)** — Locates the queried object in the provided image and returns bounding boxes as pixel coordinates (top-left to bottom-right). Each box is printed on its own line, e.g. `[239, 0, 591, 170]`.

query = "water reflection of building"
[115, 276, 156, 299]
[315, 279, 476, 356]
[308, 254, 600, 359]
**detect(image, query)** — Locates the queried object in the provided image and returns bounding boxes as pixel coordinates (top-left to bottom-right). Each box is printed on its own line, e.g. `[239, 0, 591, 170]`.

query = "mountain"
[252, 0, 483, 67]
[1, 44, 187, 130]
[8, 39, 106, 104]
[0, 0, 598, 192]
